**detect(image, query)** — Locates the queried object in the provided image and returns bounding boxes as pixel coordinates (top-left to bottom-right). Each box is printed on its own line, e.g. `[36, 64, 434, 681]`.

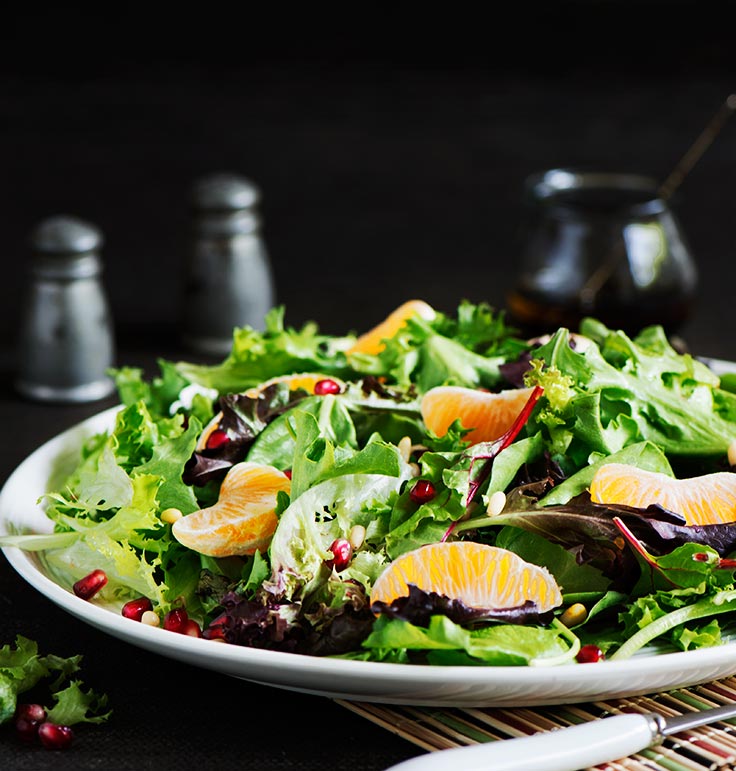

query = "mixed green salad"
[5, 299, 736, 667]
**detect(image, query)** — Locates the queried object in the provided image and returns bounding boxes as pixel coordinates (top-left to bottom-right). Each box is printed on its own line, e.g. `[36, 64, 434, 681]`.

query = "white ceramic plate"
[3, 361, 736, 708]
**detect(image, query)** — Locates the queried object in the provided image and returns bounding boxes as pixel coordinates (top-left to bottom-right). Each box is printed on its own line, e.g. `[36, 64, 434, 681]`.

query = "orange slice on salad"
[347, 299, 436, 356]
[196, 372, 347, 451]
[171, 462, 291, 556]
[371, 541, 562, 612]
[420, 385, 538, 445]
[589, 463, 736, 526]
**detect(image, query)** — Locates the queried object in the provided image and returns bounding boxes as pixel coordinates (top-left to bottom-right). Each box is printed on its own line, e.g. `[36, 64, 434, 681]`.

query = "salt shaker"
[15, 215, 116, 403]
[181, 172, 275, 356]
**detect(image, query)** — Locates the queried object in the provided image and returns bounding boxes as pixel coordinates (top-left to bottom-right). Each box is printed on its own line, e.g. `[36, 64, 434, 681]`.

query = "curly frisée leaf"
[173, 306, 355, 395]
[0, 636, 108, 727]
[46, 680, 111, 725]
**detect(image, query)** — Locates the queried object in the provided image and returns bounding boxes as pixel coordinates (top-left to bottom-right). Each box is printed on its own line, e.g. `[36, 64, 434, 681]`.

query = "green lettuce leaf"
[173, 306, 356, 394]
[45, 680, 111, 725]
[269, 474, 406, 602]
[0, 636, 107, 727]
[360, 614, 578, 666]
[526, 323, 736, 471]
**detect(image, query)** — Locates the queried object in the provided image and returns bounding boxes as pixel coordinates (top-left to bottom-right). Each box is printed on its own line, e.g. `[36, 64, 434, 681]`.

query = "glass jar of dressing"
[506, 169, 698, 337]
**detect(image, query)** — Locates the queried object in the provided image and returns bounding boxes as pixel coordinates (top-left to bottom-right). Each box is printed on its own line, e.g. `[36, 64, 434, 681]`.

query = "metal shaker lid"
[29, 215, 104, 280]
[30, 215, 104, 254]
[191, 173, 261, 236]
[191, 173, 260, 211]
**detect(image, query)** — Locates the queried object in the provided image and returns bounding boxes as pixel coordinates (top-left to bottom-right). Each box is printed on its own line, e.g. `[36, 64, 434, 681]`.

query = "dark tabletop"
[2, 4, 736, 769]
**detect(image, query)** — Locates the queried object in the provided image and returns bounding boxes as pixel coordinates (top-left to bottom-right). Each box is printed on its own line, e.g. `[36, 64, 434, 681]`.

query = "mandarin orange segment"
[171, 461, 291, 556]
[589, 462, 736, 526]
[370, 541, 562, 612]
[196, 372, 346, 450]
[347, 300, 436, 356]
[420, 385, 538, 445]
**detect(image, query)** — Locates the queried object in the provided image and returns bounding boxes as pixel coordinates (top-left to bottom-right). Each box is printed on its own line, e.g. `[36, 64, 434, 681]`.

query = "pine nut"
[349, 524, 366, 551]
[408, 462, 420, 478]
[161, 507, 183, 524]
[728, 439, 736, 467]
[559, 603, 588, 628]
[487, 490, 506, 517]
[141, 610, 160, 627]
[398, 436, 412, 464]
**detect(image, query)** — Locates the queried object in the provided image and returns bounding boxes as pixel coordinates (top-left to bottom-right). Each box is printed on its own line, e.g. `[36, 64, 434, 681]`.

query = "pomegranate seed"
[325, 538, 353, 572]
[38, 722, 74, 750]
[205, 428, 230, 450]
[204, 626, 226, 640]
[16, 703, 47, 722]
[73, 569, 107, 600]
[410, 480, 436, 504]
[694, 552, 710, 562]
[203, 612, 227, 640]
[576, 644, 605, 663]
[122, 597, 153, 621]
[283, 469, 292, 479]
[163, 607, 189, 633]
[314, 379, 342, 395]
[204, 625, 226, 640]
[183, 619, 202, 637]
[14, 704, 47, 744]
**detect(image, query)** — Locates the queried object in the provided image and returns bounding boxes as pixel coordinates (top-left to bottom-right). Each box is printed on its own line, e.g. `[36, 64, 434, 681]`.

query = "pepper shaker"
[15, 215, 116, 403]
[181, 172, 275, 356]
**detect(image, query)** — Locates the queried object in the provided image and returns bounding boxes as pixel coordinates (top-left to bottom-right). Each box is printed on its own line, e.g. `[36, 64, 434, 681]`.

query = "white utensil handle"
[385, 713, 659, 771]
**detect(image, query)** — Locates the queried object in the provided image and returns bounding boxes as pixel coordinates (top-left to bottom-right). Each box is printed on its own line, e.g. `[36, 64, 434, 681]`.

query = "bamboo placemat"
[337, 677, 736, 770]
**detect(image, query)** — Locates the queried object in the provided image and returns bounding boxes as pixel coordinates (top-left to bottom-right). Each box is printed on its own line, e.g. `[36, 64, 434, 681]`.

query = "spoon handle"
[384, 712, 660, 771]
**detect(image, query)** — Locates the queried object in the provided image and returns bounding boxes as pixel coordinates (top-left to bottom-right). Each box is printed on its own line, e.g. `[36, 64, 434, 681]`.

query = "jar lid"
[192, 173, 260, 211]
[30, 215, 103, 255]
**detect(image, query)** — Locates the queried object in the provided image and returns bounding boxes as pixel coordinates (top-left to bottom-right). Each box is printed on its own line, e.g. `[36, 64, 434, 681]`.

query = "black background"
[2, 4, 736, 769]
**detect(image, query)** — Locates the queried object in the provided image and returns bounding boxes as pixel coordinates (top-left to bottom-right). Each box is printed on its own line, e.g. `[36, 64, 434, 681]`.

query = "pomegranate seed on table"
[38, 722, 74, 750]
[163, 607, 189, 633]
[576, 644, 605, 663]
[14, 704, 47, 744]
[73, 569, 107, 600]
[410, 480, 436, 504]
[313, 379, 342, 395]
[205, 428, 230, 450]
[121, 597, 153, 621]
[326, 538, 353, 572]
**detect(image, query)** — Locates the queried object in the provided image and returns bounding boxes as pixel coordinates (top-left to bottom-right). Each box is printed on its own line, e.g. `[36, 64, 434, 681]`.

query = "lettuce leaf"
[359, 614, 578, 666]
[173, 306, 356, 394]
[0, 636, 108, 726]
[527, 323, 736, 470]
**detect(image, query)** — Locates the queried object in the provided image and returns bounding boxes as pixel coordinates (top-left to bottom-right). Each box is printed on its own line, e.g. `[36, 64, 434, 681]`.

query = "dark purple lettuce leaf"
[499, 350, 534, 388]
[218, 591, 304, 652]
[370, 584, 554, 628]
[359, 375, 417, 403]
[486, 485, 736, 592]
[183, 383, 308, 486]
[214, 580, 376, 656]
[301, 581, 376, 656]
